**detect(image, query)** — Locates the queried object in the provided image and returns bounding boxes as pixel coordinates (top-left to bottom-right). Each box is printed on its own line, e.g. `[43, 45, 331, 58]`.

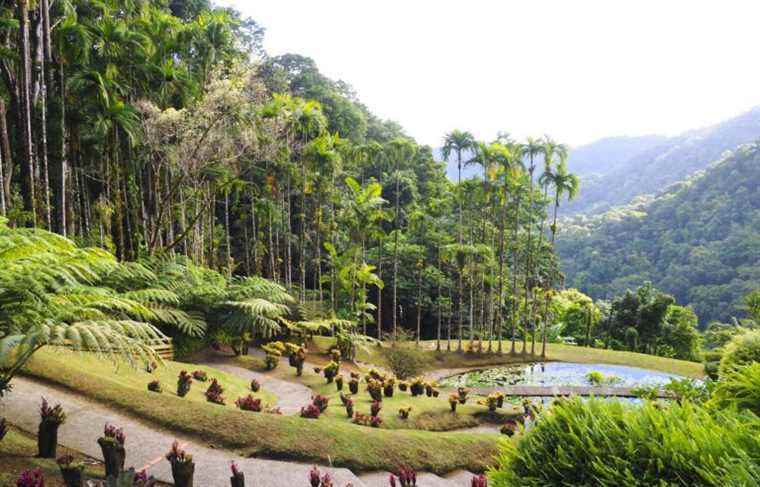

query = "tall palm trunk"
[456, 149, 464, 351]
[436, 246, 442, 351]
[300, 158, 307, 304]
[541, 194, 561, 358]
[416, 264, 422, 346]
[392, 164, 400, 340]
[510, 191, 522, 354]
[17, 0, 36, 225]
[0, 99, 12, 210]
[496, 184, 507, 353]
[522, 159, 536, 355]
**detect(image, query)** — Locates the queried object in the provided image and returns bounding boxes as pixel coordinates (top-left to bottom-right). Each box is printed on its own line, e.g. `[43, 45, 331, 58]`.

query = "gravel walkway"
[1, 377, 363, 487]
[197, 356, 313, 414]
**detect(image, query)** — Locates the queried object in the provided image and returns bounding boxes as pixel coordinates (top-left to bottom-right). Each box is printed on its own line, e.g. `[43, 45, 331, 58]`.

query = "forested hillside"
[565, 107, 760, 215]
[558, 143, 760, 325]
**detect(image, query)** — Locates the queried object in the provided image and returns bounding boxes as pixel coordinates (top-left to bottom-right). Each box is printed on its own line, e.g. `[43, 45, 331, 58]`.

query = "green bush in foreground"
[488, 398, 760, 486]
[709, 363, 760, 416]
[719, 330, 760, 377]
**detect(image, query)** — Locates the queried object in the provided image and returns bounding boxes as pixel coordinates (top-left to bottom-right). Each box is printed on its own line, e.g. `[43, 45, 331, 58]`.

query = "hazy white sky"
[222, 0, 760, 147]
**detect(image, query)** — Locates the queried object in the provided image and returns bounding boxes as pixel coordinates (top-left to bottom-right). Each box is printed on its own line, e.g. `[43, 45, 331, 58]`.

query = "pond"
[438, 362, 682, 389]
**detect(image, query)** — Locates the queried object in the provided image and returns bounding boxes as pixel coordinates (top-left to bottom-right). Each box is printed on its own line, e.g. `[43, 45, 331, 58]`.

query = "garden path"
[1, 377, 363, 487]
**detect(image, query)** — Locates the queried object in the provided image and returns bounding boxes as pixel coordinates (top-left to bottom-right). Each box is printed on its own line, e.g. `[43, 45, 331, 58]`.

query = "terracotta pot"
[37, 421, 60, 458]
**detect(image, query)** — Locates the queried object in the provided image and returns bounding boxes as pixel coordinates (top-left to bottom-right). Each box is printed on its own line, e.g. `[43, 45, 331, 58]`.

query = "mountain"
[565, 107, 760, 215]
[557, 142, 760, 325]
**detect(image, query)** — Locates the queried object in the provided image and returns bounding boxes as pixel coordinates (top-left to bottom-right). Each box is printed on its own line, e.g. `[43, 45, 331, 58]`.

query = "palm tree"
[505, 143, 526, 354]
[539, 159, 579, 358]
[442, 130, 475, 351]
[520, 137, 543, 355]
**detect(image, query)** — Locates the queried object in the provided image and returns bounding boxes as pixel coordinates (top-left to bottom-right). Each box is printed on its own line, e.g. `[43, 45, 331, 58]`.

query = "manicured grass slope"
[0, 426, 107, 486]
[22, 349, 500, 473]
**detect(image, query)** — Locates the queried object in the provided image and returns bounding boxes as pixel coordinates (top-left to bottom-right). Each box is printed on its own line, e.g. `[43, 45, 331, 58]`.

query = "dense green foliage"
[559, 143, 760, 325]
[488, 397, 760, 486]
[0, 0, 580, 355]
[719, 330, 760, 376]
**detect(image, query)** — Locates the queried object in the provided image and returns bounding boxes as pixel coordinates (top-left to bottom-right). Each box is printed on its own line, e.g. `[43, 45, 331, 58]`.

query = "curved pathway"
[1, 377, 362, 487]
[197, 356, 313, 414]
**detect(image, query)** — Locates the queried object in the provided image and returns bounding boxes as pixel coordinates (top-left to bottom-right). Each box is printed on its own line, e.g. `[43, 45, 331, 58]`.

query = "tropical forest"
[0, 1, 758, 486]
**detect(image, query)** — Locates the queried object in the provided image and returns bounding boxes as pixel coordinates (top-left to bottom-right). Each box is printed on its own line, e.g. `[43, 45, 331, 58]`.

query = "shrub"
[330, 348, 342, 363]
[205, 379, 225, 405]
[370, 415, 382, 428]
[488, 398, 760, 486]
[16, 468, 45, 487]
[309, 466, 333, 487]
[709, 363, 760, 416]
[370, 400, 382, 416]
[250, 378, 261, 392]
[235, 395, 263, 412]
[287, 344, 306, 376]
[720, 330, 760, 376]
[0, 417, 7, 442]
[500, 419, 519, 437]
[148, 380, 162, 393]
[300, 404, 321, 419]
[398, 381, 409, 392]
[335, 375, 344, 391]
[348, 378, 359, 394]
[265, 354, 279, 370]
[398, 406, 412, 420]
[312, 395, 330, 413]
[586, 371, 621, 386]
[344, 398, 354, 418]
[384, 346, 424, 379]
[484, 393, 501, 412]
[192, 370, 208, 382]
[664, 378, 711, 405]
[177, 370, 193, 397]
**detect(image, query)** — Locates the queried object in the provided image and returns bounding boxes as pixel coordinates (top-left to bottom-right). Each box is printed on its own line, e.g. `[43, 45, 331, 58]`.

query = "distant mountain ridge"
[557, 142, 760, 325]
[565, 107, 760, 215]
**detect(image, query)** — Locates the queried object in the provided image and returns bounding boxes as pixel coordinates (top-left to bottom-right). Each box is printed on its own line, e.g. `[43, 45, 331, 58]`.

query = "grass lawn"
[0, 426, 114, 486]
[260, 359, 521, 431]
[19, 348, 502, 474]
[309, 337, 704, 379]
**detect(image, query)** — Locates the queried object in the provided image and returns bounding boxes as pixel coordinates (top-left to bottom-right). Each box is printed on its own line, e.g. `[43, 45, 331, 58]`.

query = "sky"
[222, 0, 760, 148]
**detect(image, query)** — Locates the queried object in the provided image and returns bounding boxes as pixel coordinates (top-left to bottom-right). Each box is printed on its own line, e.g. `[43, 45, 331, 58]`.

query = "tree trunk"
[456, 151, 463, 351]
[510, 192, 522, 355]
[0, 99, 12, 211]
[17, 0, 36, 225]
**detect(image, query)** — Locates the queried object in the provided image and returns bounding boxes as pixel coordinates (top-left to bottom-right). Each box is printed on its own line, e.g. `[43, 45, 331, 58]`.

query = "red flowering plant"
[312, 394, 330, 412]
[344, 397, 354, 418]
[205, 378, 225, 405]
[471, 473, 487, 487]
[102, 423, 126, 445]
[300, 403, 321, 419]
[370, 415, 382, 428]
[16, 468, 44, 487]
[192, 370, 208, 382]
[230, 461, 244, 486]
[235, 395, 262, 412]
[390, 467, 416, 487]
[309, 466, 334, 487]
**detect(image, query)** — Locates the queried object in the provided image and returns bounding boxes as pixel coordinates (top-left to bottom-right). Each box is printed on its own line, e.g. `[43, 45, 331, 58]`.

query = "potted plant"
[485, 393, 500, 412]
[166, 441, 194, 487]
[287, 344, 306, 376]
[383, 378, 395, 397]
[147, 380, 162, 393]
[398, 406, 412, 420]
[98, 423, 126, 478]
[370, 400, 382, 416]
[348, 378, 359, 394]
[398, 381, 408, 392]
[177, 371, 193, 397]
[370, 415, 382, 428]
[495, 392, 505, 408]
[335, 375, 344, 391]
[38, 398, 66, 458]
[205, 379, 226, 405]
[409, 378, 425, 396]
[330, 348, 341, 363]
[367, 379, 383, 402]
[457, 387, 469, 404]
[57, 455, 85, 487]
[448, 394, 459, 413]
[501, 419, 519, 437]
[323, 361, 339, 383]
[0, 417, 7, 442]
[230, 461, 245, 487]
[471, 474, 487, 487]
[250, 378, 260, 392]
[344, 398, 354, 418]
[309, 466, 333, 487]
